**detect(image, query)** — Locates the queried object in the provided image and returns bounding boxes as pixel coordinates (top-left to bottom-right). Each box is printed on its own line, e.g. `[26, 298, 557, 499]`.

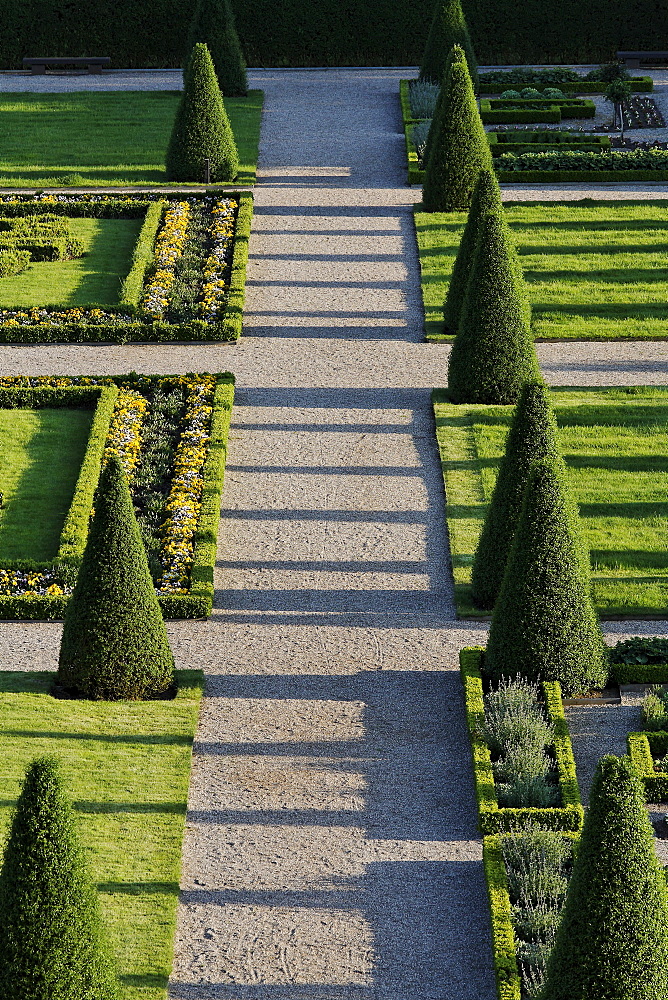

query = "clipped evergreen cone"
[57, 455, 175, 700]
[186, 0, 247, 96]
[447, 211, 539, 404]
[419, 0, 478, 90]
[166, 42, 239, 183]
[0, 757, 119, 1000]
[543, 755, 668, 1000]
[484, 456, 608, 696]
[443, 166, 502, 333]
[471, 380, 560, 610]
[422, 49, 492, 212]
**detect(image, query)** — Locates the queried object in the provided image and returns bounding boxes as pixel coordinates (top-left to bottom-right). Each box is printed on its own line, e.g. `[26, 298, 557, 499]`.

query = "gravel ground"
[0, 66, 666, 999]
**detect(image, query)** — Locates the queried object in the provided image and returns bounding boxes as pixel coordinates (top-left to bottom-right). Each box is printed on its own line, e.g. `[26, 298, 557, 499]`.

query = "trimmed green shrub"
[422, 47, 493, 212]
[447, 211, 538, 404]
[419, 0, 477, 89]
[542, 755, 668, 1000]
[442, 166, 502, 333]
[484, 456, 608, 696]
[166, 42, 239, 183]
[57, 455, 176, 700]
[0, 757, 119, 999]
[0, 247, 30, 276]
[471, 380, 560, 609]
[186, 0, 247, 96]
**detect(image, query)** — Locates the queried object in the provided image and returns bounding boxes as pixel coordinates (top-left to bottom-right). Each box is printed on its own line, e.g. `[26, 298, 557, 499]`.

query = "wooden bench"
[22, 56, 111, 75]
[617, 50, 668, 69]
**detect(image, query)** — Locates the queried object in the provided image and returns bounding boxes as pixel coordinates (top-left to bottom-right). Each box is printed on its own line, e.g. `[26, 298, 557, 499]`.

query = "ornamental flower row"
[200, 198, 238, 321]
[140, 201, 190, 319]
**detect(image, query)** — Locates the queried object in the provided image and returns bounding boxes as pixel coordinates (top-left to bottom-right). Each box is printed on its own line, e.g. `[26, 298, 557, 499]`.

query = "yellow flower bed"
[140, 201, 190, 319]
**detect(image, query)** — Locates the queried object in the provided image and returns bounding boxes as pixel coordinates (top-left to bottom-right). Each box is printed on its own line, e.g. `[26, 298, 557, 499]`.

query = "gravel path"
[0, 66, 667, 999]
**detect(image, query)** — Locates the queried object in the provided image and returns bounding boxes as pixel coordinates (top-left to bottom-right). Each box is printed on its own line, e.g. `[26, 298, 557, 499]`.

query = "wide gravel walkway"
[0, 67, 667, 1000]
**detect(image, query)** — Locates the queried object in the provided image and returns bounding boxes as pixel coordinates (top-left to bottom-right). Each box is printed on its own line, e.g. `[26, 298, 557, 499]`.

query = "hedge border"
[119, 200, 165, 312]
[611, 662, 668, 684]
[482, 835, 522, 1000]
[498, 168, 668, 182]
[488, 132, 611, 156]
[460, 647, 584, 833]
[0, 373, 234, 620]
[628, 731, 668, 801]
[479, 77, 653, 95]
[0, 193, 254, 344]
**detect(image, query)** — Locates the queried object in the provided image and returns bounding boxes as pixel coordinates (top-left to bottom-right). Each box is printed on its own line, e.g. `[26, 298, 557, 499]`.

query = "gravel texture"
[0, 66, 666, 999]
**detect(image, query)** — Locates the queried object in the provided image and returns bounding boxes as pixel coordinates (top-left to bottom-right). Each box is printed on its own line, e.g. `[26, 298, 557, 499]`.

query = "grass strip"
[0, 669, 203, 1000]
[434, 387, 668, 618]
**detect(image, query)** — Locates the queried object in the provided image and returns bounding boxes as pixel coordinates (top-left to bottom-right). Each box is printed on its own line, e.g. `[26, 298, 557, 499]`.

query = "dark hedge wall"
[2, 0, 666, 68]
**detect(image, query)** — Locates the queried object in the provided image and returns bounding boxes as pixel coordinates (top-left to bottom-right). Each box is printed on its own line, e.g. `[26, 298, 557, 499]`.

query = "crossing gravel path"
[0, 66, 667, 1000]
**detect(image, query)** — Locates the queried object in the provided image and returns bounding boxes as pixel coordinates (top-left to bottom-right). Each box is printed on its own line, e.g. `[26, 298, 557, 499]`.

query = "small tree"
[605, 78, 632, 138]
[543, 755, 668, 1000]
[422, 48, 493, 212]
[447, 211, 539, 403]
[0, 757, 119, 1000]
[419, 0, 478, 91]
[186, 0, 247, 96]
[471, 380, 560, 609]
[166, 42, 239, 183]
[57, 455, 175, 700]
[443, 166, 502, 334]
[484, 455, 608, 696]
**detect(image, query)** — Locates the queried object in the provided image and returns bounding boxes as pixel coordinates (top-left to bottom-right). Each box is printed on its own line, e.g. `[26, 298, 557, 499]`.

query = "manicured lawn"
[0, 670, 202, 1000]
[416, 201, 668, 340]
[434, 387, 668, 617]
[0, 218, 142, 308]
[0, 90, 263, 186]
[0, 408, 93, 561]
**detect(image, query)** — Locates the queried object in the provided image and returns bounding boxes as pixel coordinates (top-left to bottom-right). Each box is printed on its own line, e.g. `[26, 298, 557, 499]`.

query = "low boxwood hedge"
[480, 77, 653, 94]
[482, 835, 522, 1000]
[480, 98, 596, 124]
[461, 647, 584, 833]
[628, 731, 668, 801]
[488, 130, 611, 156]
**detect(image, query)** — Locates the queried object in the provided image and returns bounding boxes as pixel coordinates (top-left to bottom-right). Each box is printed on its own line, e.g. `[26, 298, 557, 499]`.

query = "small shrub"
[186, 0, 247, 96]
[480, 677, 551, 756]
[0, 248, 30, 276]
[408, 79, 439, 119]
[500, 89, 522, 99]
[542, 755, 668, 1000]
[585, 61, 631, 82]
[543, 87, 565, 99]
[502, 827, 571, 904]
[641, 688, 668, 731]
[419, 0, 478, 90]
[165, 42, 239, 183]
[496, 771, 560, 808]
[57, 455, 176, 700]
[422, 46, 493, 211]
[521, 87, 543, 98]
[411, 119, 432, 161]
[0, 757, 119, 999]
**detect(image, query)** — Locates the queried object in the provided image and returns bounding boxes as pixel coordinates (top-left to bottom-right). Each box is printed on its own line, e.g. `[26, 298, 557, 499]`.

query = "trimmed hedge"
[481, 77, 653, 95]
[628, 732, 668, 801]
[460, 647, 584, 834]
[498, 168, 668, 182]
[497, 148, 668, 173]
[118, 201, 165, 312]
[419, 0, 477, 90]
[480, 99, 596, 124]
[613, 663, 668, 684]
[482, 835, 522, 1000]
[488, 131, 611, 156]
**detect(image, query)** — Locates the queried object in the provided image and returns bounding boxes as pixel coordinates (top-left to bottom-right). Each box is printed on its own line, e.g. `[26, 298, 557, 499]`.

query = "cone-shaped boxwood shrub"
[485, 456, 608, 696]
[0, 757, 119, 1000]
[186, 0, 247, 96]
[443, 167, 502, 334]
[419, 0, 478, 90]
[422, 50, 493, 212]
[422, 43, 460, 168]
[447, 212, 539, 403]
[57, 455, 175, 700]
[471, 380, 560, 609]
[166, 42, 239, 183]
[543, 755, 668, 1000]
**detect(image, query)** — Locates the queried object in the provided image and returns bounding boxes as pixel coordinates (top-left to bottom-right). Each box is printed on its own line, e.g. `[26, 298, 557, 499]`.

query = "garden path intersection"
[0, 68, 667, 1000]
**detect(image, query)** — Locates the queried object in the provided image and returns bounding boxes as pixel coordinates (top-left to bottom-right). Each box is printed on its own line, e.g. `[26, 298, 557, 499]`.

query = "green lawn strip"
[0, 218, 142, 308]
[0, 669, 202, 999]
[0, 408, 93, 561]
[416, 201, 668, 341]
[0, 90, 263, 187]
[434, 387, 668, 618]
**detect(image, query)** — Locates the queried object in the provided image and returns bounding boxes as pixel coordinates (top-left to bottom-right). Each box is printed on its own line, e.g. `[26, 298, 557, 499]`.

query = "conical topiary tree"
[422, 43, 461, 168]
[419, 0, 478, 90]
[166, 42, 239, 183]
[471, 380, 561, 609]
[186, 0, 247, 96]
[443, 166, 502, 334]
[57, 455, 175, 700]
[447, 211, 539, 403]
[422, 47, 493, 212]
[484, 455, 608, 696]
[543, 755, 668, 1000]
[0, 757, 119, 1000]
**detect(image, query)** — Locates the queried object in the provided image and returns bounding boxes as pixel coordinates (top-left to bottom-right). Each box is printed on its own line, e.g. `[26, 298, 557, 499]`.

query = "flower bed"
[0, 373, 234, 619]
[461, 648, 583, 834]
[0, 193, 253, 343]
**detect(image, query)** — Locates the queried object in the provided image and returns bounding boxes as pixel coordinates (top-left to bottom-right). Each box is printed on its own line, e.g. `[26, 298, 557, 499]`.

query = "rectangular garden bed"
[435, 388, 668, 618]
[0, 373, 234, 620]
[488, 130, 611, 155]
[415, 201, 668, 340]
[0, 193, 253, 343]
[0, 668, 202, 1000]
[628, 731, 668, 800]
[480, 98, 596, 123]
[479, 77, 653, 95]
[460, 648, 583, 834]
